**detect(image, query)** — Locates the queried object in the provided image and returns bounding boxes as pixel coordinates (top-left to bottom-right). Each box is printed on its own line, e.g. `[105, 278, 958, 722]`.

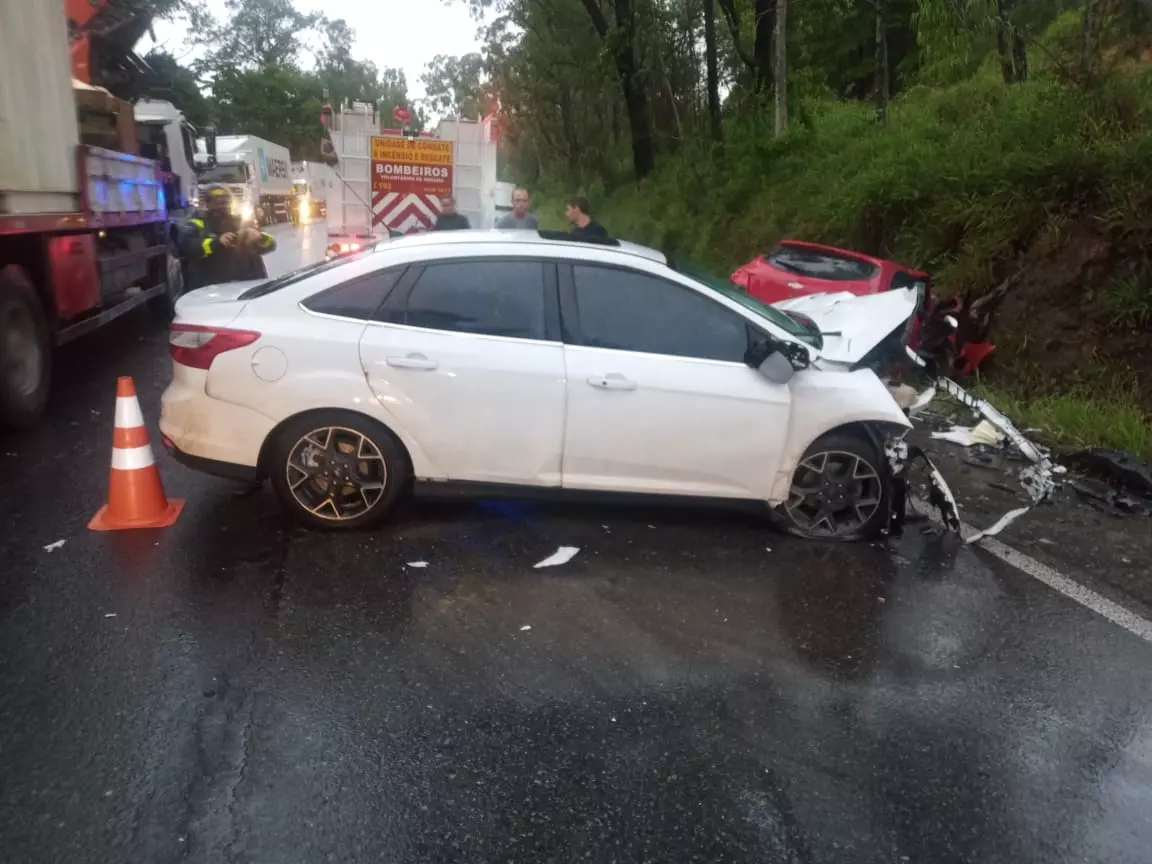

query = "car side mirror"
[756, 351, 795, 385]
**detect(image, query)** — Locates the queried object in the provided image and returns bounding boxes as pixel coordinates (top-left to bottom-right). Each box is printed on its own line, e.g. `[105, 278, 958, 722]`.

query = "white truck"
[290, 160, 335, 222]
[323, 102, 501, 255]
[134, 98, 199, 217]
[194, 134, 293, 226]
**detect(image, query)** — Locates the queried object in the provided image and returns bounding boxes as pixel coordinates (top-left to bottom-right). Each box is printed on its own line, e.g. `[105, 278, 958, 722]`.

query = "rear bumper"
[159, 362, 275, 474]
[163, 437, 260, 483]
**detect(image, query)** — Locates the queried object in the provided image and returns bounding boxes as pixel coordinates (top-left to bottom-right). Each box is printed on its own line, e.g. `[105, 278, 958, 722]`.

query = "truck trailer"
[0, 0, 182, 428]
[195, 135, 293, 226]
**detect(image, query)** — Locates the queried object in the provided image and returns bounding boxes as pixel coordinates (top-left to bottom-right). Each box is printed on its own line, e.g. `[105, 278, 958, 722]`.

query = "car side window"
[396, 260, 547, 340]
[302, 268, 404, 320]
[768, 246, 877, 281]
[571, 265, 748, 363]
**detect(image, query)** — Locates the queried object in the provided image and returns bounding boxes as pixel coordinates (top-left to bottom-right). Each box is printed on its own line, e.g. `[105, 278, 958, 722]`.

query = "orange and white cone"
[89, 376, 184, 531]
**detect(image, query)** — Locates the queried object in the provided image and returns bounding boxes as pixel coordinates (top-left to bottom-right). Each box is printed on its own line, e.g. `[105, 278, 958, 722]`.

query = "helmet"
[204, 184, 232, 207]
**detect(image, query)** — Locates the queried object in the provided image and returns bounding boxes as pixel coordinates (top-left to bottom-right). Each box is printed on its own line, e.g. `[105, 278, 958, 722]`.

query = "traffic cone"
[89, 376, 184, 531]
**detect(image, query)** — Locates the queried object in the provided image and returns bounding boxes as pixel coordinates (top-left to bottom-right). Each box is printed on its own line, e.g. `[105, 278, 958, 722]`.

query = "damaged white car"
[160, 230, 1048, 538]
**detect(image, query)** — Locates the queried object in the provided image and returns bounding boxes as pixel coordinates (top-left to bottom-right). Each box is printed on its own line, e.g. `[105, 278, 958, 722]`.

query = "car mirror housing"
[756, 351, 795, 386]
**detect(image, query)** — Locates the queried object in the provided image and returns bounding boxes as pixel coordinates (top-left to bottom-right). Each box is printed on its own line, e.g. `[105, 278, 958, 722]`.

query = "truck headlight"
[240, 202, 254, 223]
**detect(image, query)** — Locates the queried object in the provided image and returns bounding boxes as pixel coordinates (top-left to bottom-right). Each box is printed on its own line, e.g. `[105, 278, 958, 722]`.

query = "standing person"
[565, 196, 610, 241]
[433, 194, 471, 230]
[178, 184, 277, 292]
[495, 186, 539, 230]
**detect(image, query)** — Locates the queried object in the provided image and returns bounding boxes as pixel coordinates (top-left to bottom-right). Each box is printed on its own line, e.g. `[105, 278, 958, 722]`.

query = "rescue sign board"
[370, 137, 454, 198]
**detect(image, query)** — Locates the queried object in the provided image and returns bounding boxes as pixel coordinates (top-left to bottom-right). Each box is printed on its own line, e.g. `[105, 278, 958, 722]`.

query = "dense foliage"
[138, 0, 419, 160]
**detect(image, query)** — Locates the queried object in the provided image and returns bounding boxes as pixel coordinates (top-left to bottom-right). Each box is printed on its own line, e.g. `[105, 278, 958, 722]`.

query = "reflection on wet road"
[1, 223, 1150, 864]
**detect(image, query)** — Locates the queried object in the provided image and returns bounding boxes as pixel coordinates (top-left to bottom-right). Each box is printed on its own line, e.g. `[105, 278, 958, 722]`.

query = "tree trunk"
[578, 0, 656, 178]
[874, 0, 889, 123]
[1082, 0, 1103, 81]
[704, 0, 723, 143]
[995, 0, 1026, 84]
[774, 0, 788, 137]
[753, 0, 775, 89]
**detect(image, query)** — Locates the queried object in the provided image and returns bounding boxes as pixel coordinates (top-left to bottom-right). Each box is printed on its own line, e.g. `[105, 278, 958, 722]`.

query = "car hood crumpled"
[773, 287, 918, 365]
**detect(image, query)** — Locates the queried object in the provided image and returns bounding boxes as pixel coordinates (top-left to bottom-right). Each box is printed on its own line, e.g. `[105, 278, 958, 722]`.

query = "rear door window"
[385, 259, 548, 341]
[767, 245, 878, 281]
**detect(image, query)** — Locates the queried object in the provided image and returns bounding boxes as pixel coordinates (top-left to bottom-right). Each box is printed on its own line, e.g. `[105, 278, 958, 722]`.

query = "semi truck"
[195, 135, 294, 226]
[323, 101, 502, 255]
[290, 161, 335, 222]
[0, 0, 183, 428]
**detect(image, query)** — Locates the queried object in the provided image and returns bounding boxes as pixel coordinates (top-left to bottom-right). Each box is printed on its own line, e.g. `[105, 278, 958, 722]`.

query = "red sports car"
[731, 240, 992, 376]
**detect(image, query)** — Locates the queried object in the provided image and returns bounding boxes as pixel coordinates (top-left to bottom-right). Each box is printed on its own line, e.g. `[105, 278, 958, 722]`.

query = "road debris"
[406, 561, 429, 568]
[519, 625, 532, 631]
[104, 613, 117, 618]
[903, 346, 1057, 543]
[930, 420, 1004, 448]
[43, 539, 66, 553]
[534, 546, 580, 568]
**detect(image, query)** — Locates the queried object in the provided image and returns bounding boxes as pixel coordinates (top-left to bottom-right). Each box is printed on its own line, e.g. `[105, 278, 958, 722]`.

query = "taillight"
[169, 324, 260, 369]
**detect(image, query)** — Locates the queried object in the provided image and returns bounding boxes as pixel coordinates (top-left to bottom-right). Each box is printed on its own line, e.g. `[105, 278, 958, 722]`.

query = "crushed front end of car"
[773, 287, 1057, 542]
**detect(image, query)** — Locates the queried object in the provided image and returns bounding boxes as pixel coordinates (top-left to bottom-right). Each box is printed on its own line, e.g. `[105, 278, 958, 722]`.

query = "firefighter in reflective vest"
[179, 184, 277, 291]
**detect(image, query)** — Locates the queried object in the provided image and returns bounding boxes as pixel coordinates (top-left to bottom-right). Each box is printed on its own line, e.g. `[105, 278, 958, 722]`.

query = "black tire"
[268, 410, 410, 531]
[775, 431, 889, 542]
[0, 266, 52, 430]
[148, 245, 184, 321]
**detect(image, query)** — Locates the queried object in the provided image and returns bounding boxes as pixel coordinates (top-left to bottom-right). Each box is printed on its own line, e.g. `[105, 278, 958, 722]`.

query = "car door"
[358, 257, 567, 486]
[559, 262, 793, 499]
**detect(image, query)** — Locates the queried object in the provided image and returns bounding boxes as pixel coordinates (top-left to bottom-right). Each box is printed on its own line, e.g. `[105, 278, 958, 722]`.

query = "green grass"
[968, 385, 1152, 460]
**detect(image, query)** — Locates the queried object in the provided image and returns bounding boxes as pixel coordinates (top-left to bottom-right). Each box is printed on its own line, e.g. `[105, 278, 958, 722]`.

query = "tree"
[142, 50, 212, 126]
[576, 0, 656, 178]
[199, 0, 324, 73]
[421, 53, 487, 118]
[774, 0, 788, 136]
[704, 0, 724, 143]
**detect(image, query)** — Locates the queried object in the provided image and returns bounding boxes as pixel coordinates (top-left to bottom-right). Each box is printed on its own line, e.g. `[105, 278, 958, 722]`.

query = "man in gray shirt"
[495, 186, 539, 230]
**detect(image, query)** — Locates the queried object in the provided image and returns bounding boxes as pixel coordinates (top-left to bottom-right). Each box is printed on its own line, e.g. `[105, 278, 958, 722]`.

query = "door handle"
[787, 281, 805, 290]
[587, 373, 637, 391]
[385, 353, 438, 371]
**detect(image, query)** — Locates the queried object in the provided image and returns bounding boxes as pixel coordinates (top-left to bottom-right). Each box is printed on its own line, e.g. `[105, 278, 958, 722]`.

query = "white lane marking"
[914, 496, 1152, 644]
[114, 396, 145, 429]
[111, 444, 155, 470]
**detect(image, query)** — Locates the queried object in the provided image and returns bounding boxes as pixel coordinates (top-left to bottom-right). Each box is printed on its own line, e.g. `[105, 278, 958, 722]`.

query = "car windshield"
[238, 250, 373, 300]
[670, 260, 823, 348]
[199, 164, 247, 184]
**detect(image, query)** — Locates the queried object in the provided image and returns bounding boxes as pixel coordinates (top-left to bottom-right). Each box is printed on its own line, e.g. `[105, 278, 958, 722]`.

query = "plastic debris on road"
[43, 539, 66, 552]
[904, 346, 1058, 543]
[930, 420, 1004, 448]
[406, 561, 429, 568]
[534, 546, 580, 568]
[519, 625, 532, 631]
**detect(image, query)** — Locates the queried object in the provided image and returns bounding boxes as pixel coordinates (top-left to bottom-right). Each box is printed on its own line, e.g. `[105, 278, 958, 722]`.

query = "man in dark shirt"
[565, 196, 610, 241]
[434, 194, 471, 230]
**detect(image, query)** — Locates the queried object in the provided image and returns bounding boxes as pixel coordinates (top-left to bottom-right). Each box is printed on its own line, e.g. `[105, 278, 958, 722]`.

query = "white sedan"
[160, 230, 923, 540]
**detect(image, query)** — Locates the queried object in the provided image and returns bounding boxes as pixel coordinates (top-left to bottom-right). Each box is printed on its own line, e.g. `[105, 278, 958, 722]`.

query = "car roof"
[372, 229, 668, 265]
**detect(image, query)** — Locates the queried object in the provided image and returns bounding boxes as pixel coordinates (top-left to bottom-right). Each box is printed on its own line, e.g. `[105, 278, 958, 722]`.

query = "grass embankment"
[533, 64, 1152, 459]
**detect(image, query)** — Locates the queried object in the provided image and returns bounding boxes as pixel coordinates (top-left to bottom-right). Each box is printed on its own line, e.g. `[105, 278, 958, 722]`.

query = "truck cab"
[193, 155, 257, 225]
[134, 99, 199, 217]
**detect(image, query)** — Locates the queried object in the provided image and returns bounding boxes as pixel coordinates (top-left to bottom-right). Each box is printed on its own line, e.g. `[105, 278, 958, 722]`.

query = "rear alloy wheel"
[269, 412, 408, 530]
[0, 266, 52, 430]
[778, 433, 887, 541]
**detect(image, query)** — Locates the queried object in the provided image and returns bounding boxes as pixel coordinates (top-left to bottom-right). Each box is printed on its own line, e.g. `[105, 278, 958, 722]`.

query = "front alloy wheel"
[780, 434, 886, 541]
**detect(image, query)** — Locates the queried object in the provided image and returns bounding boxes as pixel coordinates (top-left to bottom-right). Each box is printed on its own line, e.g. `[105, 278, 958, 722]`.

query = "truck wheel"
[0, 266, 52, 429]
[149, 246, 184, 321]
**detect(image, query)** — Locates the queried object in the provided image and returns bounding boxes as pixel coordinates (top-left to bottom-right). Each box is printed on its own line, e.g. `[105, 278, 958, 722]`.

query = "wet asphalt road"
[2, 224, 1152, 864]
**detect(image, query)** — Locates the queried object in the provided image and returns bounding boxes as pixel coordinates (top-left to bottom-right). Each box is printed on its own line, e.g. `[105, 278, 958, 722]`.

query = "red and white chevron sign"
[371, 190, 441, 234]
